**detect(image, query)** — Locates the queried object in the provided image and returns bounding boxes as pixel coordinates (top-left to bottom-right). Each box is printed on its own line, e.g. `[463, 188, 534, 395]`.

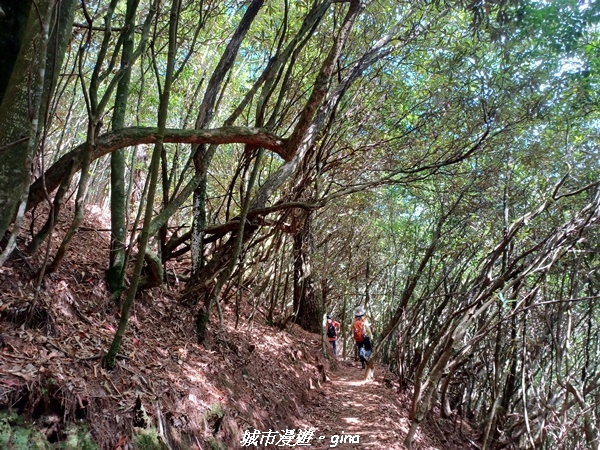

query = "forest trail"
[302, 359, 410, 450]
[301, 358, 473, 450]
[0, 207, 475, 450]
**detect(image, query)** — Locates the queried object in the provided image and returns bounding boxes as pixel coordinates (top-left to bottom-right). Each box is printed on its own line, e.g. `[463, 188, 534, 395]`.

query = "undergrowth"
[0, 411, 97, 450]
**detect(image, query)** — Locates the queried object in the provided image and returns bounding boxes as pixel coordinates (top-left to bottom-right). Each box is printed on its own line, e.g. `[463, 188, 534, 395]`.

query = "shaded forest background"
[1, 0, 600, 448]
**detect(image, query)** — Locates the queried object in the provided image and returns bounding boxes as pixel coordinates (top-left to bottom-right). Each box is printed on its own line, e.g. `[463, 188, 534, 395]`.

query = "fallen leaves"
[6, 363, 36, 382]
[0, 205, 479, 450]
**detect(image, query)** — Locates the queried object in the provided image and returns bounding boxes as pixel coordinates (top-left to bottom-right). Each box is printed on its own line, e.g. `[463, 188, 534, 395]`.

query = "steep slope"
[0, 206, 476, 449]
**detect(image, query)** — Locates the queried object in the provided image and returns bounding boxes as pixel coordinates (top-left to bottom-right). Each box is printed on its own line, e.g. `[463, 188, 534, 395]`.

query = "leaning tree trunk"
[0, 0, 46, 251]
[182, 0, 362, 332]
[292, 211, 321, 333]
[0, 0, 33, 104]
[189, 0, 265, 276]
[195, 148, 264, 343]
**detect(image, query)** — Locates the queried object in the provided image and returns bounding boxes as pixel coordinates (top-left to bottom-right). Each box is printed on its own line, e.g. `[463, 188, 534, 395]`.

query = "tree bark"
[107, 0, 138, 295]
[0, 0, 33, 104]
[292, 211, 321, 333]
[105, 0, 181, 369]
[0, 0, 58, 243]
[26, 126, 288, 212]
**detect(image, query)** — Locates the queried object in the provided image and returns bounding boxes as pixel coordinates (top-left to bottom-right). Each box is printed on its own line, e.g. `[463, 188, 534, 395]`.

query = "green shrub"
[0, 412, 16, 447]
[0, 412, 50, 449]
[0, 411, 99, 450]
[60, 424, 98, 450]
[133, 428, 168, 450]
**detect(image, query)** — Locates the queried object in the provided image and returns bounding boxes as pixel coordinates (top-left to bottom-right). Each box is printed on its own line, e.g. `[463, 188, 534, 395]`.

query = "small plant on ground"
[60, 424, 98, 450]
[205, 403, 225, 421]
[206, 437, 227, 450]
[133, 428, 168, 450]
[0, 411, 49, 449]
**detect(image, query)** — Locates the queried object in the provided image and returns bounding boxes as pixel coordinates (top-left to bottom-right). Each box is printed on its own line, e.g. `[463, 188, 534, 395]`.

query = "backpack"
[353, 318, 365, 343]
[327, 322, 337, 338]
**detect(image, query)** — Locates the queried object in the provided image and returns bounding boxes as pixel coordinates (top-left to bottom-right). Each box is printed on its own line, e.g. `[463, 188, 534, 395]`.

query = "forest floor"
[0, 205, 477, 449]
[301, 359, 475, 450]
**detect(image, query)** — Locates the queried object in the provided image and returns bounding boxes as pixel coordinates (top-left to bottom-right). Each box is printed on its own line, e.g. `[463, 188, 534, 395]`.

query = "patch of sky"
[557, 56, 586, 76]
[224, 1, 246, 19]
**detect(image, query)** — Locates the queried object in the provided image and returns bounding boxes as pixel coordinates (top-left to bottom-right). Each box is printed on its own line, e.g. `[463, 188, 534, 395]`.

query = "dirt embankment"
[0, 207, 477, 449]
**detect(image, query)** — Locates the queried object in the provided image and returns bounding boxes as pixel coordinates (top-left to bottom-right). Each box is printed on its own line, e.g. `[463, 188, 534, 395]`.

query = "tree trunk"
[107, 0, 138, 296]
[0, 0, 72, 244]
[195, 148, 264, 343]
[0, 0, 33, 103]
[292, 211, 321, 333]
[189, 0, 265, 276]
[105, 0, 181, 369]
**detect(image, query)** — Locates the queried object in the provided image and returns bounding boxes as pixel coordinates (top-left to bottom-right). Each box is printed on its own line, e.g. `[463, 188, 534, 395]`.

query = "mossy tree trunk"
[0, 0, 33, 104]
[108, 0, 138, 296]
[105, 0, 180, 370]
[48, 0, 156, 273]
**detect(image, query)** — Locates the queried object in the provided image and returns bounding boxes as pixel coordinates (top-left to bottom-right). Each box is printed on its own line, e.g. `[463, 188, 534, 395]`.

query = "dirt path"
[303, 359, 411, 450]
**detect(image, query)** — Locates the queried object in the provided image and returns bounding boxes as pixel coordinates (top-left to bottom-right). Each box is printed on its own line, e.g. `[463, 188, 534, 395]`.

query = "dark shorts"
[357, 336, 372, 361]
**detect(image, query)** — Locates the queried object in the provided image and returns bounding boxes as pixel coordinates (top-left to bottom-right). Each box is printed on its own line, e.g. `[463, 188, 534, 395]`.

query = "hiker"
[325, 315, 341, 357]
[352, 306, 372, 369]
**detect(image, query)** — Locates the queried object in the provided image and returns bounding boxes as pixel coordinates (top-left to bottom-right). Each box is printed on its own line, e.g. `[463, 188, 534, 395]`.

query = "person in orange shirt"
[352, 306, 372, 369]
[325, 315, 341, 357]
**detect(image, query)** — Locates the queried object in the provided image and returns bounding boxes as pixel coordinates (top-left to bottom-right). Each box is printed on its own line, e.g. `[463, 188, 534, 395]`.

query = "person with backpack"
[325, 315, 341, 357]
[352, 306, 372, 369]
